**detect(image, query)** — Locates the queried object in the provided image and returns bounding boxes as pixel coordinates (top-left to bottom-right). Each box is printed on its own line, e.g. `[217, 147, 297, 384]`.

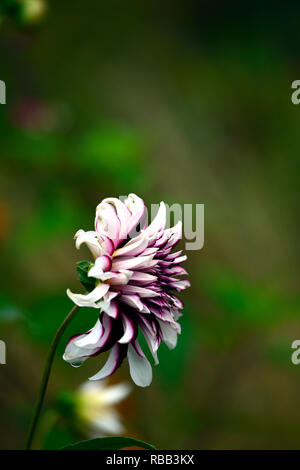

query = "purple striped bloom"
[63, 194, 190, 387]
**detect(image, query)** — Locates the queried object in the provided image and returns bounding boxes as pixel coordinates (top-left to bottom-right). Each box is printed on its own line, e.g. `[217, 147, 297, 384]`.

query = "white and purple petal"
[118, 313, 136, 344]
[89, 343, 123, 381]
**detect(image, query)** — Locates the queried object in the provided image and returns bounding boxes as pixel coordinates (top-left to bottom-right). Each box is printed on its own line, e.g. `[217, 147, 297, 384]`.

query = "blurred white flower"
[74, 380, 131, 436]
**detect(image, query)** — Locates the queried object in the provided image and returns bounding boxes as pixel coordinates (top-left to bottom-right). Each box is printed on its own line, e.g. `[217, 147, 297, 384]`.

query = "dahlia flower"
[74, 380, 131, 436]
[63, 194, 190, 387]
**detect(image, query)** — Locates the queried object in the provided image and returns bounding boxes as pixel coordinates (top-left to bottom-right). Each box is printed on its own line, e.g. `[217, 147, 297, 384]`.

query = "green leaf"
[61, 436, 156, 451]
[76, 260, 95, 292]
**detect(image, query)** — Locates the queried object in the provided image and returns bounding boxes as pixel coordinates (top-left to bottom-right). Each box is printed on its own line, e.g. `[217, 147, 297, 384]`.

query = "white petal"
[119, 294, 149, 313]
[107, 269, 132, 286]
[121, 285, 159, 298]
[63, 338, 97, 366]
[127, 343, 152, 387]
[144, 201, 166, 240]
[98, 299, 119, 318]
[74, 319, 103, 348]
[103, 291, 119, 302]
[88, 256, 112, 279]
[157, 319, 178, 349]
[130, 272, 157, 283]
[74, 230, 102, 259]
[140, 325, 159, 365]
[142, 247, 159, 256]
[114, 232, 149, 257]
[165, 220, 182, 247]
[112, 254, 155, 271]
[168, 279, 190, 291]
[64, 314, 113, 366]
[90, 271, 117, 282]
[66, 283, 109, 308]
[125, 193, 146, 235]
[173, 255, 187, 264]
[95, 313, 113, 348]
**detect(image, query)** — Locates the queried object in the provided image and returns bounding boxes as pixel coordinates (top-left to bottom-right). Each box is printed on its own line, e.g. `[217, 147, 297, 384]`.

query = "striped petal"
[118, 314, 136, 344]
[89, 344, 123, 381]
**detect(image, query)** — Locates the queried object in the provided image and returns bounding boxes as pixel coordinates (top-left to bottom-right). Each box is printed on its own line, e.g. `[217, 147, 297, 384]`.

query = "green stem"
[25, 304, 80, 450]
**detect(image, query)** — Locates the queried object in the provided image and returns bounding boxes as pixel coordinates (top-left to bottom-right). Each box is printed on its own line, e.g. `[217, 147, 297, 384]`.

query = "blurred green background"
[1, 0, 300, 450]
